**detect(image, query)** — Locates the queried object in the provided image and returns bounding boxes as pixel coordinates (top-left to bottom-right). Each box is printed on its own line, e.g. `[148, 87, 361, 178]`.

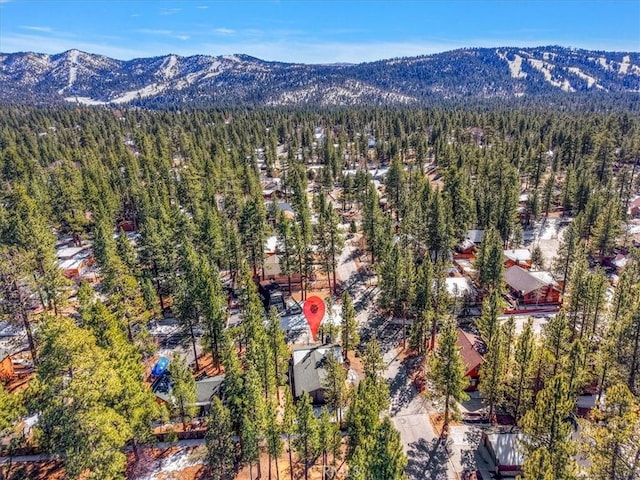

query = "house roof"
[195, 375, 225, 406]
[485, 433, 525, 467]
[458, 239, 475, 251]
[154, 374, 225, 407]
[265, 235, 278, 254]
[456, 328, 484, 376]
[56, 246, 89, 260]
[465, 229, 485, 244]
[446, 277, 475, 297]
[503, 249, 532, 263]
[505, 265, 557, 295]
[292, 344, 343, 398]
[612, 253, 629, 269]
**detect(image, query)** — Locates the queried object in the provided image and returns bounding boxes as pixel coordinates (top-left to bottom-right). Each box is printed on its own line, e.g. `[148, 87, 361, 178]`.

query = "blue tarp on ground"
[152, 356, 169, 377]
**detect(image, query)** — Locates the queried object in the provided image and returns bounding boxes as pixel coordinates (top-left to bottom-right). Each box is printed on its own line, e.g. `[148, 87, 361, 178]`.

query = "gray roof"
[154, 374, 225, 407]
[195, 375, 225, 406]
[292, 345, 342, 398]
[485, 433, 525, 467]
[505, 266, 557, 295]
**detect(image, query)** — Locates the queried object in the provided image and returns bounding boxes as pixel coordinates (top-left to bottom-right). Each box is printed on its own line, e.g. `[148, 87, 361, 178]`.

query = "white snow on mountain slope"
[110, 83, 167, 104]
[597, 57, 616, 72]
[620, 55, 631, 74]
[64, 96, 106, 105]
[528, 58, 575, 92]
[158, 54, 179, 79]
[497, 50, 527, 78]
[57, 49, 79, 94]
[267, 80, 415, 106]
[567, 67, 604, 89]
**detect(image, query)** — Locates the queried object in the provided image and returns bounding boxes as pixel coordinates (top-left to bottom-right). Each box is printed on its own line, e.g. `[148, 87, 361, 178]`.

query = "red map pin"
[303, 296, 326, 341]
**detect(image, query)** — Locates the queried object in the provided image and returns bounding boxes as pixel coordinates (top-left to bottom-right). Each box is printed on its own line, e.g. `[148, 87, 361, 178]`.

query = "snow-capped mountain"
[0, 46, 638, 107]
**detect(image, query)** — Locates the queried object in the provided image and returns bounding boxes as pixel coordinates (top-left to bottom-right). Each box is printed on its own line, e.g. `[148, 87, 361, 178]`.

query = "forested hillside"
[0, 105, 639, 479]
[1, 46, 639, 108]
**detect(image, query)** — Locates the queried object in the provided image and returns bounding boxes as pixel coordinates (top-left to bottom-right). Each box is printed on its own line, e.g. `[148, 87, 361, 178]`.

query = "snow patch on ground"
[133, 447, 204, 480]
[528, 59, 575, 92]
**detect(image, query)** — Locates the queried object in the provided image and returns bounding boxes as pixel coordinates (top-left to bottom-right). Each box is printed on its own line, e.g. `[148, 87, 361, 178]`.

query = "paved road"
[384, 348, 456, 480]
[335, 237, 467, 480]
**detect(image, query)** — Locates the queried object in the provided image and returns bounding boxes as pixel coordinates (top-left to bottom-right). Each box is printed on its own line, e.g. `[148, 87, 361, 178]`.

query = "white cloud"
[174, 35, 190, 41]
[214, 28, 236, 36]
[196, 5, 208, 9]
[21, 26, 53, 33]
[159, 8, 181, 15]
[137, 29, 173, 36]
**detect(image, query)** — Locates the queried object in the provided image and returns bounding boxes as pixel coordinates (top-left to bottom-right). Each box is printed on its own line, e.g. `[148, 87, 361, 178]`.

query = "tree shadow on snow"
[405, 437, 449, 480]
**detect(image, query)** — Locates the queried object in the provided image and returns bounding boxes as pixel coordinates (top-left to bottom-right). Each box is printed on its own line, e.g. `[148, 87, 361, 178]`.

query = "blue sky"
[1, 0, 638, 63]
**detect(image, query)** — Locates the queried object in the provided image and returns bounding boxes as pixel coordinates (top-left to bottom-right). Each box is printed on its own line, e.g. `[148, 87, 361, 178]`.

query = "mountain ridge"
[1, 46, 639, 108]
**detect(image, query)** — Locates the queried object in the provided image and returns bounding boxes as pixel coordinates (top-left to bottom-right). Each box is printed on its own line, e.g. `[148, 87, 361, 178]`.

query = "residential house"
[456, 328, 484, 391]
[503, 249, 532, 269]
[446, 277, 479, 307]
[56, 244, 94, 281]
[262, 178, 285, 200]
[610, 253, 629, 274]
[481, 432, 525, 478]
[153, 373, 225, 416]
[291, 344, 343, 404]
[504, 265, 561, 305]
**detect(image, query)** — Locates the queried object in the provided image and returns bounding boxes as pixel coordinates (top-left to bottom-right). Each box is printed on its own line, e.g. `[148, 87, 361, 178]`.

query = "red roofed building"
[456, 328, 484, 391]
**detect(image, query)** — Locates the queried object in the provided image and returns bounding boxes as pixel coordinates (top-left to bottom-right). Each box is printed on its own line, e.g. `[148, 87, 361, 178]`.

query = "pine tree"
[427, 316, 468, 428]
[32, 316, 131, 480]
[268, 306, 289, 394]
[282, 386, 296, 480]
[265, 398, 283, 480]
[294, 392, 320, 480]
[240, 366, 266, 479]
[362, 338, 385, 381]
[582, 383, 640, 480]
[277, 210, 298, 295]
[474, 227, 504, 293]
[0, 246, 39, 363]
[479, 325, 505, 423]
[521, 374, 577, 479]
[362, 182, 384, 263]
[340, 291, 359, 360]
[508, 317, 535, 422]
[319, 407, 341, 478]
[368, 418, 408, 480]
[323, 350, 348, 424]
[206, 397, 236, 480]
[170, 353, 197, 430]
